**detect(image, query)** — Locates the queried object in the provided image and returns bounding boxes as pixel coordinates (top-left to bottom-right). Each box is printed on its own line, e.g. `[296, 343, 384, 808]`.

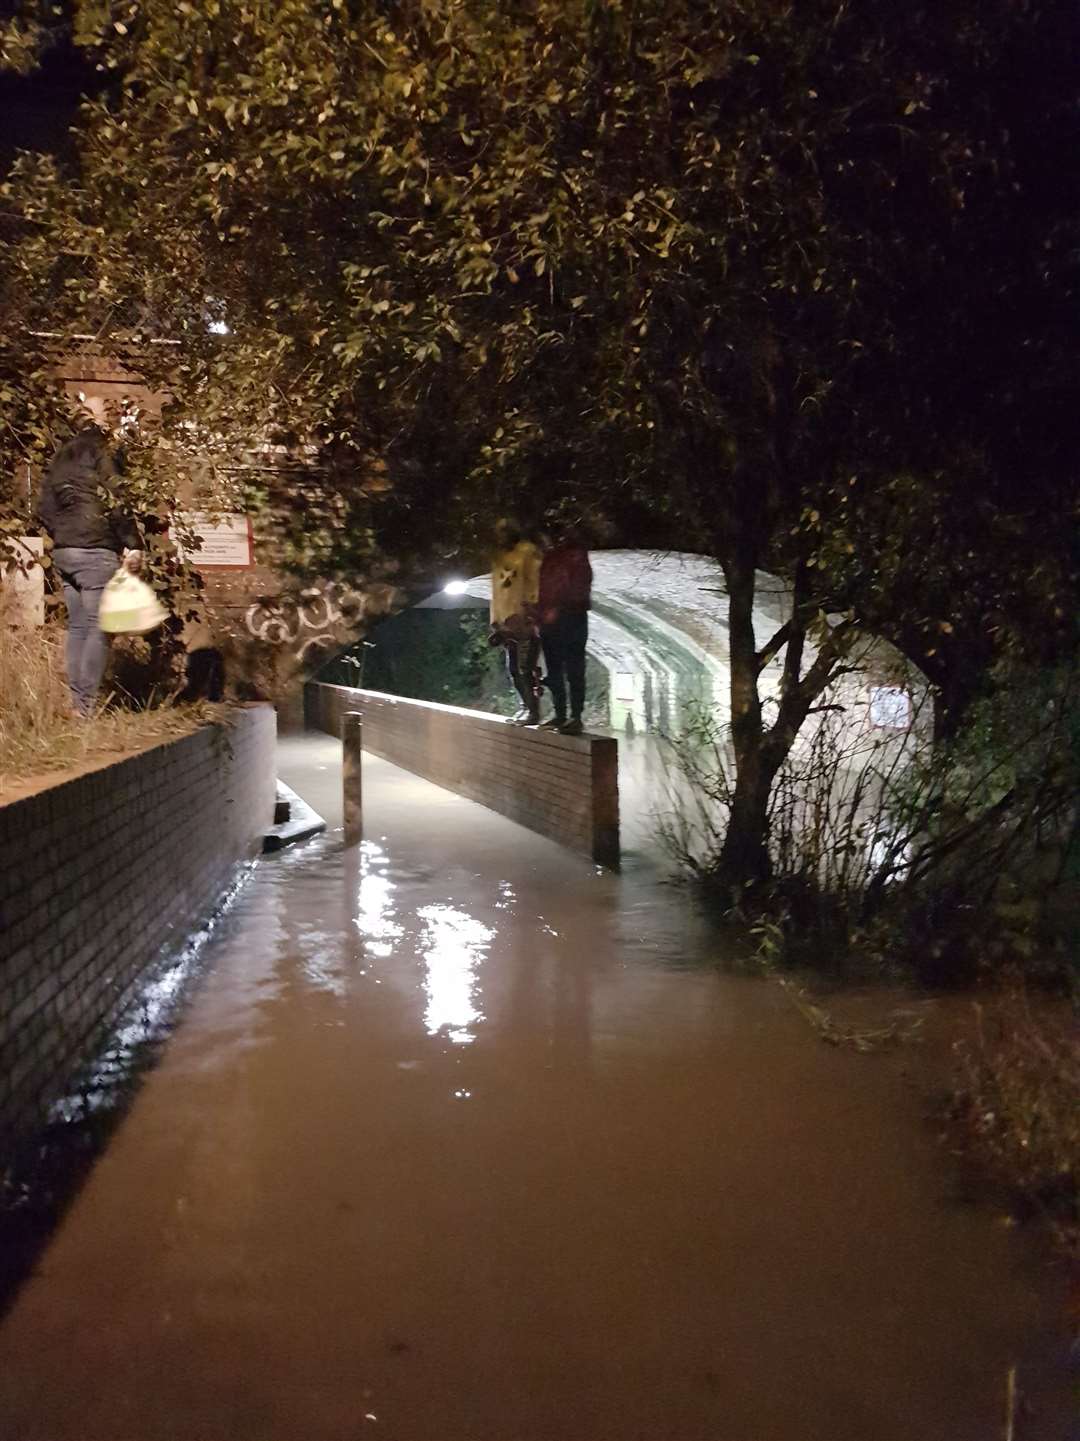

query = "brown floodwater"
[0, 734, 1074, 1440]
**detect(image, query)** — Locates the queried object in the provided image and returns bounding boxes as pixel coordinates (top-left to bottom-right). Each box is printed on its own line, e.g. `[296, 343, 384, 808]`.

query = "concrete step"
[262, 782, 325, 853]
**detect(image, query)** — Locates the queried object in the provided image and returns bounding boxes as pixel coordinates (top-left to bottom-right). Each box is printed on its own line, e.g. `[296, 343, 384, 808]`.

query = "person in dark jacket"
[537, 525, 592, 735]
[36, 426, 143, 715]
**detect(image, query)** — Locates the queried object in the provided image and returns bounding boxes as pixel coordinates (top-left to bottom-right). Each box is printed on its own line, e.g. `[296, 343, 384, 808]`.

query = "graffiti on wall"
[243, 582, 366, 664]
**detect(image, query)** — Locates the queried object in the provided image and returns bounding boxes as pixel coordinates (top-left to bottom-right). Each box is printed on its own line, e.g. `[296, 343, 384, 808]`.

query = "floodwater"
[0, 734, 1074, 1440]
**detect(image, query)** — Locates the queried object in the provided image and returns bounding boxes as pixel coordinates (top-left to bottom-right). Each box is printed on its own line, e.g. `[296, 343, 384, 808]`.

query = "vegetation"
[0, 601, 207, 790]
[664, 659, 1078, 986]
[951, 990, 1079, 1258]
[320, 607, 515, 713]
[0, 0, 1076, 898]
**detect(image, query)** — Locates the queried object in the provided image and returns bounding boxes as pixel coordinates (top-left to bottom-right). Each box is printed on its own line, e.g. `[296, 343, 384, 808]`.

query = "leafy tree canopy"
[2, 0, 1076, 880]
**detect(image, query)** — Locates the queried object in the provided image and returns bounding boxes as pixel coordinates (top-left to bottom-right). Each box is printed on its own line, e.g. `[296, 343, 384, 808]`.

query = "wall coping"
[314, 684, 600, 754]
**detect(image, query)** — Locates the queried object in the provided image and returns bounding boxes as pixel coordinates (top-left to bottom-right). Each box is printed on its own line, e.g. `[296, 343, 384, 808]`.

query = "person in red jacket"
[537, 524, 592, 735]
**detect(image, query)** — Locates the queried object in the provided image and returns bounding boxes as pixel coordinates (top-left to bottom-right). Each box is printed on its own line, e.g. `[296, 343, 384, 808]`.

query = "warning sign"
[172, 513, 255, 568]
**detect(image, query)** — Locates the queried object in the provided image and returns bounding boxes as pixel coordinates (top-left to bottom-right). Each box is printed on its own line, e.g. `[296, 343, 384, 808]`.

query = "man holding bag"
[37, 424, 144, 716]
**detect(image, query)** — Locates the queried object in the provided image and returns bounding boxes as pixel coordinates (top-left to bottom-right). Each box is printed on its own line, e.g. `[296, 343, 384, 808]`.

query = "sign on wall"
[172, 512, 255, 568]
[869, 685, 913, 730]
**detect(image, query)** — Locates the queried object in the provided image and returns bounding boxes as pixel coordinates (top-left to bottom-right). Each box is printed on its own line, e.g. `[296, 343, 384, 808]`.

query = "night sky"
[0, 39, 93, 174]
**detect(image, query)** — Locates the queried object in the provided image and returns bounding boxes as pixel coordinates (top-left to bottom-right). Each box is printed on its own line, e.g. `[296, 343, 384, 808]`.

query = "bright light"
[208, 319, 230, 335]
[443, 579, 469, 596]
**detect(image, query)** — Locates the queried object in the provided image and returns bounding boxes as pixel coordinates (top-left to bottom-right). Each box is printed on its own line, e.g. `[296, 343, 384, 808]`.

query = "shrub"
[0, 601, 205, 791]
[951, 990, 1079, 1256]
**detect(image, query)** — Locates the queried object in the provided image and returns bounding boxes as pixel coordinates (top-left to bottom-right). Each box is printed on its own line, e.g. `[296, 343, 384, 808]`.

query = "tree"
[2, 0, 1076, 889]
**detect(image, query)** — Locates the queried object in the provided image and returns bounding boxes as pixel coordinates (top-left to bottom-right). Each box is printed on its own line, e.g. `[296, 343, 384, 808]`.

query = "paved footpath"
[0, 734, 1071, 1441]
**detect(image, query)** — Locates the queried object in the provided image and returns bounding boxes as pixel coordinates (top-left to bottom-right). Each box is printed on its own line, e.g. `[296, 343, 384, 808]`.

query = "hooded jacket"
[36, 429, 140, 554]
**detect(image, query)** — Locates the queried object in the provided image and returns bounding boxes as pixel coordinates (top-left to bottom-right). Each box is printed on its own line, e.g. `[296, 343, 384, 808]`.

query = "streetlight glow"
[443, 579, 469, 596]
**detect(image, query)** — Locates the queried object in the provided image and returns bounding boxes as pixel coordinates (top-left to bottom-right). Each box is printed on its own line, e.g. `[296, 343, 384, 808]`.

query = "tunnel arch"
[412, 550, 923, 743]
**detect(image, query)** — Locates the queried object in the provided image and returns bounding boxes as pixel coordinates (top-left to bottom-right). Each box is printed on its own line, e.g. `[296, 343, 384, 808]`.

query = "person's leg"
[505, 638, 530, 714]
[54, 554, 88, 715]
[523, 632, 542, 722]
[540, 624, 567, 724]
[565, 612, 589, 729]
[73, 551, 118, 713]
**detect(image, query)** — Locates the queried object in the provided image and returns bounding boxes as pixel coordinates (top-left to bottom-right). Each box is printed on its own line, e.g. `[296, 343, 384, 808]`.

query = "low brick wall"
[0, 705, 276, 1152]
[306, 684, 619, 866]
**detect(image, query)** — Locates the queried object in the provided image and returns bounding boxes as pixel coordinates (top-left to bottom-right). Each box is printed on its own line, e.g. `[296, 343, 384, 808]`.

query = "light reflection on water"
[418, 905, 492, 1044]
[350, 842, 492, 1044]
[353, 841, 404, 961]
[297, 927, 347, 997]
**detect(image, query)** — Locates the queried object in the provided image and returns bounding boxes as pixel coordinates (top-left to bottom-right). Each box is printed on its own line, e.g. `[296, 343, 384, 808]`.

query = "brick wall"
[0, 705, 276, 1153]
[306, 684, 620, 866]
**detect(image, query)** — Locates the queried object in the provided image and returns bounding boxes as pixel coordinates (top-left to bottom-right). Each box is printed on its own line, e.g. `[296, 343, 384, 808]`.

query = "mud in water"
[0, 734, 1074, 1440]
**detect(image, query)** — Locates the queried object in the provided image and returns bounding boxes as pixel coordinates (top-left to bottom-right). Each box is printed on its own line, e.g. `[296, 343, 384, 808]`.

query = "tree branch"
[755, 620, 792, 675]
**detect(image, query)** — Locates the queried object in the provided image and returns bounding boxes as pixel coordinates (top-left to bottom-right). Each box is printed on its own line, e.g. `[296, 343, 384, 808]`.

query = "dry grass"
[952, 988, 1080, 1257]
[0, 615, 211, 795]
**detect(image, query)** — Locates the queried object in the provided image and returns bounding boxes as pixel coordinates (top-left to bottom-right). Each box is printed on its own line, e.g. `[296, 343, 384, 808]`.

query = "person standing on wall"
[538, 523, 592, 735]
[490, 517, 543, 725]
[36, 424, 143, 716]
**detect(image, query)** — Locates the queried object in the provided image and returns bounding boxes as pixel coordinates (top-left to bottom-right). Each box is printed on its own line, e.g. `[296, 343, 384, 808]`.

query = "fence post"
[343, 710, 363, 846]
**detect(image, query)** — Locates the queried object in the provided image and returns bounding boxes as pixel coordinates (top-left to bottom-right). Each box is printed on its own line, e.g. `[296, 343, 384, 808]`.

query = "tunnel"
[318, 550, 927, 860]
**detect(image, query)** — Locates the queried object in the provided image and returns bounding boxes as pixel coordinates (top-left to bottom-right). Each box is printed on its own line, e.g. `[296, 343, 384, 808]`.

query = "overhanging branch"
[755, 620, 792, 675]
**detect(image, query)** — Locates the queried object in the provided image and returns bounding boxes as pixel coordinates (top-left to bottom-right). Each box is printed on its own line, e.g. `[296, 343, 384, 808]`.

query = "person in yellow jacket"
[490, 518, 543, 724]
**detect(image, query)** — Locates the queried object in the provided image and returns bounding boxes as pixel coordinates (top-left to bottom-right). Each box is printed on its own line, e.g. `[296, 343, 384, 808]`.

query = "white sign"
[870, 686, 912, 730]
[613, 671, 638, 703]
[172, 512, 254, 568]
[1, 537, 45, 627]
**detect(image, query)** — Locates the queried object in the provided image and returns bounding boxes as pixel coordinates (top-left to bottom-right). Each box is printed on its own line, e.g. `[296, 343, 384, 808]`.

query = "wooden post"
[343, 710, 363, 846]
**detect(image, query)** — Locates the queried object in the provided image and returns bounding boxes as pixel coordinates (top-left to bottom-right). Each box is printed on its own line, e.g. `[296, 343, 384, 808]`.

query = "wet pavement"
[0, 733, 1074, 1440]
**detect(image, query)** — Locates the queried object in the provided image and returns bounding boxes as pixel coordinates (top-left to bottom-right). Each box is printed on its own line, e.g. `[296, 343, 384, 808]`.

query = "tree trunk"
[717, 745, 775, 890]
[716, 554, 774, 892]
[713, 547, 850, 897]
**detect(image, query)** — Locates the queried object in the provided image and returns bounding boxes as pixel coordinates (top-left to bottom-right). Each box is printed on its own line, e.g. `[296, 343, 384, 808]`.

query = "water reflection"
[353, 841, 404, 960]
[297, 927, 347, 997]
[418, 904, 492, 1044]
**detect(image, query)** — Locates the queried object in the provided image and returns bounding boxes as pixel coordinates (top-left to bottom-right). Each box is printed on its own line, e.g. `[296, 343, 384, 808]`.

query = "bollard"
[343, 710, 363, 846]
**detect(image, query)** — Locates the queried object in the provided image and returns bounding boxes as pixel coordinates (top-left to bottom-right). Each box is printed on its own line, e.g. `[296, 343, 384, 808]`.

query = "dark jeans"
[540, 611, 588, 721]
[505, 632, 541, 715]
[52, 546, 119, 715]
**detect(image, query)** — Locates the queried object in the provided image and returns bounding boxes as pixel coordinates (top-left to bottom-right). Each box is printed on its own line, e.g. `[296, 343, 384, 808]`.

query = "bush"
[0, 603, 205, 790]
[659, 661, 1079, 986]
[951, 990, 1079, 1256]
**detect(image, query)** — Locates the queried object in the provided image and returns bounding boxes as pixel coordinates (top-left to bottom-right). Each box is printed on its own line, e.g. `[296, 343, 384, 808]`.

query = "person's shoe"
[508, 707, 530, 724]
[559, 718, 584, 736]
[538, 717, 565, 730]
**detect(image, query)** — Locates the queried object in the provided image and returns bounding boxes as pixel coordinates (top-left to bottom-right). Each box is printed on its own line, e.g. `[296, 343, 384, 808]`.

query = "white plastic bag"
[98, 569, 169, 635]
